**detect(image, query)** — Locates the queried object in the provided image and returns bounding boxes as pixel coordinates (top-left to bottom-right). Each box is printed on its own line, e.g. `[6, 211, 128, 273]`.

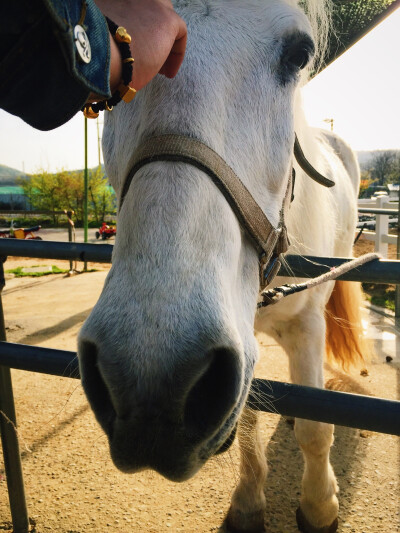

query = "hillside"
[357, 150, 400, 170]
[0, 164, 29, 186]
[1, 156, 398, 184]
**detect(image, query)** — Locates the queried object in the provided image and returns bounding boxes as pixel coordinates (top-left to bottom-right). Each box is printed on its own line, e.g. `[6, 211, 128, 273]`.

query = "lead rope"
[258, 252, 381, 308]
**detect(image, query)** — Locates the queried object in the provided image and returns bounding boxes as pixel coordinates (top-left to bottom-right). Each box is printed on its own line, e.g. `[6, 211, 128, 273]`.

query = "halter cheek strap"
[294, 135, 335, 188]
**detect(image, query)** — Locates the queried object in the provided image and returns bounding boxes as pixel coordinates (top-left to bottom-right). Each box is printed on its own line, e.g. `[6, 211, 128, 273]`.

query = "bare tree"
[390, 154, 400, 184]
[369, 151, 397, 186]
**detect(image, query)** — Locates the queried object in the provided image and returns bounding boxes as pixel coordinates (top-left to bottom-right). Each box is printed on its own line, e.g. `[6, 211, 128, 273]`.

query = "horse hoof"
[225, 506, 265, 533]
[296, 507, 338, 533]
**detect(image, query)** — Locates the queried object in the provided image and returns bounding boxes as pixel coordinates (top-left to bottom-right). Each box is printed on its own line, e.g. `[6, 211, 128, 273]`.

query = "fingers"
[94, 0, 188, 93]
[160, 19, 187, 78]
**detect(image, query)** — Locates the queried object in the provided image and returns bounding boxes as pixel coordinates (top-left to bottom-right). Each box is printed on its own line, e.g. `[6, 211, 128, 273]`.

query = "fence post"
[374, 196, 389, 257]
[84, 117, 88, 273]
[0, 258, 30, 533]
[65, 210, 75, 274]
[396, 194, 400, 325]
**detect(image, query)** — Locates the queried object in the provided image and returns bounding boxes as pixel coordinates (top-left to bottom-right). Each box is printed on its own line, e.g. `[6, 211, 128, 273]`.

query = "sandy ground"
[0, 241, 399, 533]
[353, 237, 399, 260]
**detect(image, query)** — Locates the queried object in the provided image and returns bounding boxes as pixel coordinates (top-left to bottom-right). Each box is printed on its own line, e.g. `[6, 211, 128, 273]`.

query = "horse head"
[78, 0, 315, 481]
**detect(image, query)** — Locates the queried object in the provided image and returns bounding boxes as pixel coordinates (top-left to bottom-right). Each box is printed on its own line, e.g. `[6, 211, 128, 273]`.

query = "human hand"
[95, 0, 187, 92]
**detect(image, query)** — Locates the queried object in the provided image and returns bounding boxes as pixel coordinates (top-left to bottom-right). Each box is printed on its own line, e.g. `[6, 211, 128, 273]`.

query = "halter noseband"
[119, 134, 333, 289]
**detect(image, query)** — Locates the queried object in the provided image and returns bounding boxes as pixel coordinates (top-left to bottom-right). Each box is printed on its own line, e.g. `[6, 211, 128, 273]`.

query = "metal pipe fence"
[358, 208, 398, 215]
[357, 196, 400, 320]
[3, 238, 400, 282]
[357, 197, 399, 258]
[0, 341, 398, 436]
[0, 240, 400, 532]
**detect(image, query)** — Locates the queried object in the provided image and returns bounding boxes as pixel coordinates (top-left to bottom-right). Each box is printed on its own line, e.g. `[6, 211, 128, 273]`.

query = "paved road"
[38, 227, 115, 244]
[0, 227, 115, 244]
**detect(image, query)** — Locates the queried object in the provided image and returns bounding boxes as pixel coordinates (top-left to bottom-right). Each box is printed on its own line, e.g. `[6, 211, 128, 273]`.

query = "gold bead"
[83, 105, 99, 119]
[115, 27, 132, 44]
[105, 102, 113, 112]
[118, 84, 137, 103]
[123, 57, 134, 64]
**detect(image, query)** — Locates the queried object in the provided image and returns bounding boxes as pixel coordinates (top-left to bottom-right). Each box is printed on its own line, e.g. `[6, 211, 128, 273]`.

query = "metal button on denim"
[74, 24, 91, 63]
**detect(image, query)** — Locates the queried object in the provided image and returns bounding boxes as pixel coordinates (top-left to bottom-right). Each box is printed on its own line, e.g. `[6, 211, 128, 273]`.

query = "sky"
[302, 6, 400, 152]
[0, 7, 399, 174]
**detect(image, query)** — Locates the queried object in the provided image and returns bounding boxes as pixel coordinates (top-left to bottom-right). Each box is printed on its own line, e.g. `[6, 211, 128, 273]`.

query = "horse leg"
[226, 407, 267, 533]
[275, 311, 339, 533]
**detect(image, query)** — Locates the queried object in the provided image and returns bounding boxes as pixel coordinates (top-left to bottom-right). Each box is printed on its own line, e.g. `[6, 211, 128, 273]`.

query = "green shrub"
[362, 282, 395, 312]
[6, 265, 68, 277]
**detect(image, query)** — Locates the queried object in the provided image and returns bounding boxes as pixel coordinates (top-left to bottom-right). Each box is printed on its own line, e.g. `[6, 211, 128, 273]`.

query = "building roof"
[0, 186, 25, 196]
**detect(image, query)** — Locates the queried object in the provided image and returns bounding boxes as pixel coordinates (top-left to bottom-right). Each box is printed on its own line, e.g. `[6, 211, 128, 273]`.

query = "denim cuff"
[43, 0, 111, 97]
[0, 0, 111, 130]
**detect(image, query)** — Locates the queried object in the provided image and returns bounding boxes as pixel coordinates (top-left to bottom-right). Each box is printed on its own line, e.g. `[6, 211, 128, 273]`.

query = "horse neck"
[288, 88, 336, 254]
[294, 88, 318, 167]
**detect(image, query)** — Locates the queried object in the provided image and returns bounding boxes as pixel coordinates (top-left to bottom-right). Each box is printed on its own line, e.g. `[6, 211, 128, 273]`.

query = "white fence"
[358, 196, 398, 258]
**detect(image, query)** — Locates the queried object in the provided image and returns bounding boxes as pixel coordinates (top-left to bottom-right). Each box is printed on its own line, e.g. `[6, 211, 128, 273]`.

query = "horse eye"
[281, 34, 315, 73]
[286, 48, 312, 70]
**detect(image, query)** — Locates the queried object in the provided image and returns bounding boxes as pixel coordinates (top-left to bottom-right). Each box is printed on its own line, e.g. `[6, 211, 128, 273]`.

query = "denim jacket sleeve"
[0, 0, 111, 130]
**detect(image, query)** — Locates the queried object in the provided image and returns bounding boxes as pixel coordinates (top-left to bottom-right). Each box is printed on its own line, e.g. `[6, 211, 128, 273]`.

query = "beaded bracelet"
[82, 17, 136, 119]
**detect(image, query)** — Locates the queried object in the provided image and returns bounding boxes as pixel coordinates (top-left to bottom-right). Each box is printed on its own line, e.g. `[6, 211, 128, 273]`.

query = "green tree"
[18, 170, 66, 224]
[18, 168, 116, 225]
[87, 166, 116, 225]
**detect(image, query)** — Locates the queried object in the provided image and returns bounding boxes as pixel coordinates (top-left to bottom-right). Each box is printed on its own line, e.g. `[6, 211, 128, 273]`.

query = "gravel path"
[0, 263, 399, 533]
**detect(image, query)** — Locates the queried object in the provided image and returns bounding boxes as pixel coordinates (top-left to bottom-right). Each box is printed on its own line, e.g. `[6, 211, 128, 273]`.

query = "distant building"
[0, 186, 30, 210]
[0, 165, 30, 210]
[387, 184, 399, 201]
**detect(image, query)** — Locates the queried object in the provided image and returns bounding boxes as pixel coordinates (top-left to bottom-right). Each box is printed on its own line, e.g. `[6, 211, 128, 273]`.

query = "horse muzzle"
[78, 335, 247, 481]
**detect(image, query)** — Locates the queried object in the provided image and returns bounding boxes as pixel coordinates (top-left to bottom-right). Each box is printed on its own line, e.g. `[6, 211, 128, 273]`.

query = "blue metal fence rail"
[0, 240, 400, 533]
[0, 341, 399, 436]
[2, 238, 400, 282]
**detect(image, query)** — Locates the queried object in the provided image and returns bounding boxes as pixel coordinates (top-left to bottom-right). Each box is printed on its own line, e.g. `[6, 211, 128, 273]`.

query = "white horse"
[78, 1, 366, 531]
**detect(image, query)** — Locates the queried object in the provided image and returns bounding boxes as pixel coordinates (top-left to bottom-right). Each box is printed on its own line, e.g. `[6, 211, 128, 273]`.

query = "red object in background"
[95, 222, 116, 240]
[0, 225, 42, 240]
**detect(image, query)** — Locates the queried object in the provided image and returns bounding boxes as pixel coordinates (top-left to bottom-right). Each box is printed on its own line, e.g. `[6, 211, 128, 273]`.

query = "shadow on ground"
[17, 309, 92, 345]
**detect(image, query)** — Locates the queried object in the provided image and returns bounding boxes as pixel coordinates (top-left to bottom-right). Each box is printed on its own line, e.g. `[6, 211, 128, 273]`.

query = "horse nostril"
[78, 340, 116, 435]
[184, 347, 241, 436]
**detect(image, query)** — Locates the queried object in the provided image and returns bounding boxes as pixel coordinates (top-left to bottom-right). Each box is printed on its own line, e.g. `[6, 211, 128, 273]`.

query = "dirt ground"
[0, 249, 399, 533]
[353, 237, 398, 260]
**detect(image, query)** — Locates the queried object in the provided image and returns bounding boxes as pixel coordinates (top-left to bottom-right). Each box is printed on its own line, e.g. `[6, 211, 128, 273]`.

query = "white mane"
[298, 0, 332, 73]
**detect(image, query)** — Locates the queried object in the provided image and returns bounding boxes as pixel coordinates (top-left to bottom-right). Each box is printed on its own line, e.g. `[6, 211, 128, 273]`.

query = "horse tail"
[325, 280, 370, 370]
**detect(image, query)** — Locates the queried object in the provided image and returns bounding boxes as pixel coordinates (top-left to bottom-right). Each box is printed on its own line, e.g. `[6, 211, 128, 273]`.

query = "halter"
[119, 134, 334, 289]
